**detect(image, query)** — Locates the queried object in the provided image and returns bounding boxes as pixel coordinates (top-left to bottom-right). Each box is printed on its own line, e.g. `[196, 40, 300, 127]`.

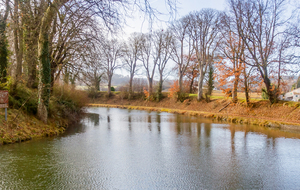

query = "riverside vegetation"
[0, 85, 88, 145]
[89, 91, 300, 132]
[2, 88, 300, 146]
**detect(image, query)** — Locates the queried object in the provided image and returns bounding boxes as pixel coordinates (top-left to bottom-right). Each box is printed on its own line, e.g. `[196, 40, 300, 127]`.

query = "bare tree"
[153, 29, 173, 99]
[17, 0, 177, 123]
[218, 12, 246, 103]
[170, 16, 194, 92]
[49, 2, 100, 89]
[187, 9, 220, 101]
[122, 33, 141, 98]
[79, 44, 106, 91]
[138, 33, 156, 94]
[228, 0, 291, 103]
[102, 38, 123, 95]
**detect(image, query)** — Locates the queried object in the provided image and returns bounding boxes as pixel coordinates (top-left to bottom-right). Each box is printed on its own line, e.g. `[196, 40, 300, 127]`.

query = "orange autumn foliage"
[216, 32, 246, 101]
[168, 80, 180, 98]
[143, 87, 150, 99]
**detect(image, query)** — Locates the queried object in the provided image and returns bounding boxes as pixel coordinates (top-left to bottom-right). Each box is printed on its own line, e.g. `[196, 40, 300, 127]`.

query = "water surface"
[1, 107, 300, 189]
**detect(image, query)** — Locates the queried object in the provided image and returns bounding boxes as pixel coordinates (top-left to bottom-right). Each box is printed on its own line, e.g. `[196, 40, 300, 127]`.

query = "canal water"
[1, 107, 300, 189]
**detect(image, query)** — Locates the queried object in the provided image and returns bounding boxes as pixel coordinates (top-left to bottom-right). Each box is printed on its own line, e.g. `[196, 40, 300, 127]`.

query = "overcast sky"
[122, 0, 227, 37]
[116, 0, 227, 77]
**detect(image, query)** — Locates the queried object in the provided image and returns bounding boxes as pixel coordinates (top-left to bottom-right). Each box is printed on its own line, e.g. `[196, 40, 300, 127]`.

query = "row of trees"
[1, 0, 300, 123]
[0, 0, 176, 123]
[94, 0, 299, 105]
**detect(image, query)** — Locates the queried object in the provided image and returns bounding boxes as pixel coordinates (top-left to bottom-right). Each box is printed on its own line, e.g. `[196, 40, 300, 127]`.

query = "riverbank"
[0, 85, 87, 145]
[0, 109, 66, 145]
[89, 94, 300, 131]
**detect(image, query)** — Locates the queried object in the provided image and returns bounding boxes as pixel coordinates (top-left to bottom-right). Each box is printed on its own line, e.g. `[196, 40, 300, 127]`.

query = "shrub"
[50, 85, 88, 122]
[168, 80, 180, 98]
[143, 87, 154, 101]
[168, 80, 189, 102]
[111, 86, 115, 92]
[87, 88, 100, 99]
[9, 85, 38, 115]
[119, 86, 129, 100]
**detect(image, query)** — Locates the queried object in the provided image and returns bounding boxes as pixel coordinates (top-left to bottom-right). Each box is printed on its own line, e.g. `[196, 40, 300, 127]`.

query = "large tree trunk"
[13, 0, 24, 89]
[26, 38, 38, 88]
[37, 0, 69, 123]
[22, 0, 39, 88]
[261, 67, 276, 104]
[38, 33, 51, 123]
[0, 0, 9, 85]
[264, 76, 276, 104]
[232, 73, 240, 103]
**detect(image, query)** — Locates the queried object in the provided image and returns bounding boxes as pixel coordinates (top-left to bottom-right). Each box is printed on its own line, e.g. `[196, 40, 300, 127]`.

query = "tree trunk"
[63, 67, 69, 85]
[260, 67, 276, 104]
[0, 22, 8, 84]
[50, 67, 56, 91]
[13, 0, 24, 89]
[242, 65, 250, 105]
[95, 81, 100, 91]
[178, 69, 183, 92]
[26, 43, 38, 88]
[264, 76, 276, 104]
[157, 73, 163, 101]
[197, 66, 205, 101]
[0, 0, 9, 85]
[189, 79, 194, 94]
[129, 74, 134, 99]
[232, 74, 240, 103]
[207, 64, 214, 96]
[107, 75, 112, 96]
[147, 77, 153, 95]
[244, 80, 249, 105]
[37, 33, 51, 123]
[22, 0, 38, 88]
[37, 0, 69, 123]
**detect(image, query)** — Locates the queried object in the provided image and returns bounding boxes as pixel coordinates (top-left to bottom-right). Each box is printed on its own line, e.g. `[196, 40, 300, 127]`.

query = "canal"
[0, 107, 300, 189]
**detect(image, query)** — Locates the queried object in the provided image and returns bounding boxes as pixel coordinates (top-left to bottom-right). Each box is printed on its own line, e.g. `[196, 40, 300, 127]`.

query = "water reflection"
[0, 107, 300, 189]
[85, 113, 100, 126]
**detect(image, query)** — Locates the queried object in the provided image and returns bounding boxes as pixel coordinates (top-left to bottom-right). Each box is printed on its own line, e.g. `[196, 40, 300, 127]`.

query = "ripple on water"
[0, 107, 300, 189]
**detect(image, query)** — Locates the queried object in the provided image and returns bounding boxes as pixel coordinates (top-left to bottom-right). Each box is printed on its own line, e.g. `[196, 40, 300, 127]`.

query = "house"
[283, 88, 300, 102]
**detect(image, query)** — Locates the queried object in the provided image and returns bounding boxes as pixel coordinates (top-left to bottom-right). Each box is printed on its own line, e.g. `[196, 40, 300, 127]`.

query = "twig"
[218, 102, 231, 112]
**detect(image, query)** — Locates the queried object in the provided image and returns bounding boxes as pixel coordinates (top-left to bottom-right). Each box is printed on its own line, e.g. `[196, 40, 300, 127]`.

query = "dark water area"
[1, 107, 300, 189]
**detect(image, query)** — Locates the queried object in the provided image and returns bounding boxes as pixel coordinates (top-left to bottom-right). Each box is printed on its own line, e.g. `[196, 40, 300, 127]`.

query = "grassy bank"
[0, 85, 88, 145]
[89, 92, 300, 131]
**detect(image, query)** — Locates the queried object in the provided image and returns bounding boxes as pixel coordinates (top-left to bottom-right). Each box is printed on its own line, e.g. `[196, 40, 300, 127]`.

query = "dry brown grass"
[0, 109, 65, 145]
[211, 90, 262, 99]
